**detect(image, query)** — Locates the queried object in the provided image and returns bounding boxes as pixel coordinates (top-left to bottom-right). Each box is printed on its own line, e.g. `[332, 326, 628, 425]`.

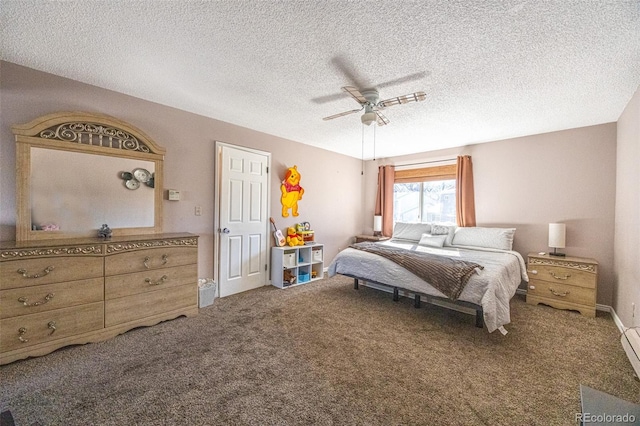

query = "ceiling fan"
[322, 86, 426, 126]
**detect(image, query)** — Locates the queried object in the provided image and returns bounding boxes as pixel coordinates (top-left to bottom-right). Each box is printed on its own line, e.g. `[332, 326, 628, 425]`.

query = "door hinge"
[266, 166, 269, 173]
[265, 264, 268, 271]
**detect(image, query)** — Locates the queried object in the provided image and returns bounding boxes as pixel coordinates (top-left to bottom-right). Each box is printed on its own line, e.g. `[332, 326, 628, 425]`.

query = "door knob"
[222, 228, 230, 234]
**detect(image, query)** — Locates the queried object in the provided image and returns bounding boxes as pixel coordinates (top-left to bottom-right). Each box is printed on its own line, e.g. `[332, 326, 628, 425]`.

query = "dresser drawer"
[104, 246, 197, 276]
[527, 264, 596, 289]
[0, 257, 103, 290]
[105, 264, 197, 299]
[0, 302, 104, 352]
[105, 284, 197, 327]
[527, 279, 596, 307]
[0, 277, 104, 319]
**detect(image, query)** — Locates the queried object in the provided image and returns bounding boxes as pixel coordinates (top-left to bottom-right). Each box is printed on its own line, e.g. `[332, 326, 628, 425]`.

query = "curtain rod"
[391, 157, 457, 168]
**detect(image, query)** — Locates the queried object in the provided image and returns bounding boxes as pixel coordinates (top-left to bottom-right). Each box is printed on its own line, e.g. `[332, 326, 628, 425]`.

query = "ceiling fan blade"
[322, 108, 362, 121]
[378, 91, 426, 109]
[375, 111, 389, 126]
[376, 71, 429, 90]
[342, 86, 367, 104]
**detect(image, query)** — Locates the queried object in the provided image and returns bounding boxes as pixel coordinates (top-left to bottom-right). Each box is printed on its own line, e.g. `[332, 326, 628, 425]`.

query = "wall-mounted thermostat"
[168, 189, 180, 201]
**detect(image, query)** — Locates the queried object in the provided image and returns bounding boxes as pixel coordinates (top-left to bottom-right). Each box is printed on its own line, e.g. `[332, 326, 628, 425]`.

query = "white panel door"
[218, 145, 269, 297]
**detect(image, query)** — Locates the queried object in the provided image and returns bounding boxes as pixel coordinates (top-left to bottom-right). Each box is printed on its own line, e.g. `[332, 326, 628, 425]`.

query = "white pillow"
[392, 222, 431, 242]
[418, 233, 446, 248]
[451, 227, 516, 251]
[429, 224, 457, 246]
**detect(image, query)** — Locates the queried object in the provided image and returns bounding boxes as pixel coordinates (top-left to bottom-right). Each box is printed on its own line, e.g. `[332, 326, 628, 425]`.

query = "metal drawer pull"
[17, 266, 55, 278]
[143, 254, 169, 269]
[18, 327, 28, 343]
[48, 321, 57, 335]
[145, 275, 168, 286]
[549, 288, 569, 297]
[549, 271, 571, 280]
[18, 293, 55, 307]
[529, 269, 538, 275]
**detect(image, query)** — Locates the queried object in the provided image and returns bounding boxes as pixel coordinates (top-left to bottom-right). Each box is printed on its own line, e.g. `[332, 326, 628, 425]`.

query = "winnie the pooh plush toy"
[286, 226, 304, 246]
[281, 165, 304, 217]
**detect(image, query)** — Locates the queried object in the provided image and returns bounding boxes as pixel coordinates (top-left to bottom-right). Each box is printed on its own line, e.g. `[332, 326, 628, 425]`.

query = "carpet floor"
[1, 275, 639, 425]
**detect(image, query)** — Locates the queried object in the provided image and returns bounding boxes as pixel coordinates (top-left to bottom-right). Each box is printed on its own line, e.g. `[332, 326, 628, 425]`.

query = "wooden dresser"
[0, 233, 198, 364]
[526, 253, 598, 317]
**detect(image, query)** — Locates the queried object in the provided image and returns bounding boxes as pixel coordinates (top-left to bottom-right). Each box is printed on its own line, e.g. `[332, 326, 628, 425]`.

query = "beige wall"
[1, 61, 631, 311]
[614, 86, 640, 327]
[0, 61, 363, 280]
[364, 124, 618, 305]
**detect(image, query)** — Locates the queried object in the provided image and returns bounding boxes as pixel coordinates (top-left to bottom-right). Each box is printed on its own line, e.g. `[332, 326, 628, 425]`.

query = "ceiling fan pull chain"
[373, 122, 376, 161]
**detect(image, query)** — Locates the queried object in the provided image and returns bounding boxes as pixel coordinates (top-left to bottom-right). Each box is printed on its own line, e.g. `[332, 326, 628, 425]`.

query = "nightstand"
[355, 235, 390, 243]
[526, 253, 598, 317]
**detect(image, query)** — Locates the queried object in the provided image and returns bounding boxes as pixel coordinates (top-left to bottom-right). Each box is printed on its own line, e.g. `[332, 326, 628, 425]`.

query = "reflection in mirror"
[30, 148, 155, 232]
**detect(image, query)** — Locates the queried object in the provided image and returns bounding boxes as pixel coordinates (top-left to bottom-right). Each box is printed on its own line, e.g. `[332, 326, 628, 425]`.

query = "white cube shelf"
[271, 244, 324, 289]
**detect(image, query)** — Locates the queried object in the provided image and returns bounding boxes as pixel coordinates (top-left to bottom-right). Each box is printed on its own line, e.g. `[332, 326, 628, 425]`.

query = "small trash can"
[198, 278, 217, 308]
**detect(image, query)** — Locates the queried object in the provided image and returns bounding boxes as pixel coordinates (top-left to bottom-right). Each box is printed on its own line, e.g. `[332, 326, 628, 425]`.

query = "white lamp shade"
[373, 215, 382, 232]
[548, 223, 566, 249]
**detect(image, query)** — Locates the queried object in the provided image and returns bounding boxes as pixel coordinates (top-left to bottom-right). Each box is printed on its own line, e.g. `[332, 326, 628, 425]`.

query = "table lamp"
[373, 215, 382, 237]
[548, 223, 566, 257]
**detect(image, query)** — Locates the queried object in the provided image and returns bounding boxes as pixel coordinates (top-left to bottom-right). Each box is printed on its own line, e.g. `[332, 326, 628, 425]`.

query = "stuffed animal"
[286, 226, 304, 246]
[283, 269, 297, 286]
[281, 165, 304, 217]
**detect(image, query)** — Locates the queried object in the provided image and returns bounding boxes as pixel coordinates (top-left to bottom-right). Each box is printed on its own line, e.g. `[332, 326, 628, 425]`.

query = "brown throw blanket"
[349, 242, 484, 300]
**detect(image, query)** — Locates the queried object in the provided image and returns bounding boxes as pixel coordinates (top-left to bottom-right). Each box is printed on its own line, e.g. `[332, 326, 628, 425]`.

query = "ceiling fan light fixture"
[361, 111, 377, 126]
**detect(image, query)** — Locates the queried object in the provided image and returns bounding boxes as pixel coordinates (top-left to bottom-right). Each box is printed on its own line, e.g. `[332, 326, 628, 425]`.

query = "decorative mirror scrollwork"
[13, 111, 165, 242]
[38, 121, 151, 152]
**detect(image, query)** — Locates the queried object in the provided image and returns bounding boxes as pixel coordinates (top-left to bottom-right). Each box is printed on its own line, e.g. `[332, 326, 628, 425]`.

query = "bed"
[328, 223, 529, 333]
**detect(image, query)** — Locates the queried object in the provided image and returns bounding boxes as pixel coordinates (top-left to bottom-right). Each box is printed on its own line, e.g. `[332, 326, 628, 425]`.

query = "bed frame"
[343, 273, 485, 328]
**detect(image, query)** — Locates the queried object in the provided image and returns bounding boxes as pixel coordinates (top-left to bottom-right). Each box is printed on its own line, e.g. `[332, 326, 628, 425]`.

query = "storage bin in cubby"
[298, 272, 310, 283]
[312, 247, 323, 262]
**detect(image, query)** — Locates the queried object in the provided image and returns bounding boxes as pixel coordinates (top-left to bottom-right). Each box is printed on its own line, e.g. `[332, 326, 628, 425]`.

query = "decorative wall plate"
[133, 168, 151, 183]
[125, 179, 140, 190]
[144, 175, 155, 188]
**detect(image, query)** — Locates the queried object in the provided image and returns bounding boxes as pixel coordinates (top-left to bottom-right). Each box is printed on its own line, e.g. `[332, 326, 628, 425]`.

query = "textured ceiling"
[2, 1, 639, 159]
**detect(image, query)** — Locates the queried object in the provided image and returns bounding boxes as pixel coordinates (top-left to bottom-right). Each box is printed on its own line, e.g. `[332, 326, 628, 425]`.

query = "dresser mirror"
[13, 112, 165, 242]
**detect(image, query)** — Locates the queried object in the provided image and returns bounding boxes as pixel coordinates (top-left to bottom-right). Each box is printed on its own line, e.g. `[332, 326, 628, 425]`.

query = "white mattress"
[328, 239, 529, 333]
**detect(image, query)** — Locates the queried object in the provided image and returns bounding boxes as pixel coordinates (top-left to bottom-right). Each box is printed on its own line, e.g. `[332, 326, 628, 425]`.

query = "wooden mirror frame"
[13, 111, 165, 242]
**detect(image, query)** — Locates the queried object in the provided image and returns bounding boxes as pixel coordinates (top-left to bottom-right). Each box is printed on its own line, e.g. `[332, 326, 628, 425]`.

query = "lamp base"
[549, 248, 566, 257]
[373, 231, 382, 237]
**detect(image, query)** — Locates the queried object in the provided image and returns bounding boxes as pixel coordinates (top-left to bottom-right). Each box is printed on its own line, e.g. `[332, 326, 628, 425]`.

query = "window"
[393, 164, 456, 224]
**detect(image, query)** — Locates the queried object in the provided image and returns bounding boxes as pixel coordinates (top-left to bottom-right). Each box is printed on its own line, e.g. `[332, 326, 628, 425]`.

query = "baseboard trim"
[609, 305, 625, 333]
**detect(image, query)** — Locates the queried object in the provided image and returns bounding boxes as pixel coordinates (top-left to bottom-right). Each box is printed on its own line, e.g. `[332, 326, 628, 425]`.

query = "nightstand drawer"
[528, 279, 596, 307]
[527, 264, 596, 289]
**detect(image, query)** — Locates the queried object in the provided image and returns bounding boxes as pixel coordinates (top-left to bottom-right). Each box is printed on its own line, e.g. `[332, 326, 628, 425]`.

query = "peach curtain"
[456, 155, 476, 227]
[375, 165, 395, 236]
